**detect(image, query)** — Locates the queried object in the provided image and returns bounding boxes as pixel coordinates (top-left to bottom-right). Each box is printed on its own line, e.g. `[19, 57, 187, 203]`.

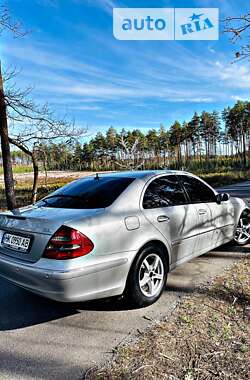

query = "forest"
[5, 100, 250, 175]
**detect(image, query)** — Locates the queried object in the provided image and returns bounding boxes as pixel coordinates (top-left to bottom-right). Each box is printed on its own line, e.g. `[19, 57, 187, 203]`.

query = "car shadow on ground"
[0, 282, 78, 330]
[0, 279, 140, 331]
[203, 248, 249, 259]
[208, 242, 249, 254]
[0, 243, 248, 331]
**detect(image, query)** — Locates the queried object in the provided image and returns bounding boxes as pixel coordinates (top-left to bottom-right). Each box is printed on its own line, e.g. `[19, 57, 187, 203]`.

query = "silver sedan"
[0, 170, 249, 307]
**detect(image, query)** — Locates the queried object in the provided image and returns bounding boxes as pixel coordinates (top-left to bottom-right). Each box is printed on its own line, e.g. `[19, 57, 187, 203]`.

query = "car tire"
[234, 210, 250, 246]
[125, 244, 168, 308]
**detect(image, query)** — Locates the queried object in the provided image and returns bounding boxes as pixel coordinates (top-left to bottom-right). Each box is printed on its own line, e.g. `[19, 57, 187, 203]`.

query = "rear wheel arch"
[124, 240, 170, 307]
[127, 240, 170, 282]
[139, 240, 169, 269]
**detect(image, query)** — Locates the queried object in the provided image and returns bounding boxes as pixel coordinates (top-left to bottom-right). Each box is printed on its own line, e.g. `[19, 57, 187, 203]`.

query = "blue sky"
[2, 0, 250, 140]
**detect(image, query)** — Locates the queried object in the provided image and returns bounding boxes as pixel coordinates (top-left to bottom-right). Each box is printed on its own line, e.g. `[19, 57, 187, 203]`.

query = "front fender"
[230, 197, 250, 225]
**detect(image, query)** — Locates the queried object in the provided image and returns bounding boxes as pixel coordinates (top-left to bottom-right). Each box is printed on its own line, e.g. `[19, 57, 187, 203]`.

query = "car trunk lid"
[0, 206, 101, 263]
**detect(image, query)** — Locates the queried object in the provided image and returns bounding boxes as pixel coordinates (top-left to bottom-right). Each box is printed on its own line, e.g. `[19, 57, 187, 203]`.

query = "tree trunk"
[9, 138, 39, 204]
[242, 131, 247, 168]
[0, 62, 16, 210]
[43, 158, 48, 189]
[31, 153, 39, 204]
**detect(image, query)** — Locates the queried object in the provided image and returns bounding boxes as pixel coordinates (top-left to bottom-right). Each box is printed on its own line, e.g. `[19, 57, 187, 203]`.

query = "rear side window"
[37, 176, 135, 209]
[143, 175, 187, 209]
[179, 175, 216, 203]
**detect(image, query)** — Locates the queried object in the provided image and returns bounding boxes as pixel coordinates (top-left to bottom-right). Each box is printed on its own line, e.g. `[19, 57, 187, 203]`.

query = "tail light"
[43, 226, 94, 260]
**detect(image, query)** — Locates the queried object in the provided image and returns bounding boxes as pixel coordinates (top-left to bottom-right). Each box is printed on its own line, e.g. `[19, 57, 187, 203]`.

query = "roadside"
[201, 170, 250, 188]
[216, 181, 250, 205]
[0, 170, 90, 185]
[86, 256, 250, 380]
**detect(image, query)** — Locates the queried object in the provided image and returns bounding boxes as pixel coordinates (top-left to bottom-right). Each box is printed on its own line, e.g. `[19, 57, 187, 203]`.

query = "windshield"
[36, 176, 135, 209]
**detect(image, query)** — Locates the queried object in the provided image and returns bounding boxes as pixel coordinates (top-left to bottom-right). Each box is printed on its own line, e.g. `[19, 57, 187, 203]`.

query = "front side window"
[179, 175, 216, 203]
[143, 175, 187, 209]
[36, 176, 135, 209]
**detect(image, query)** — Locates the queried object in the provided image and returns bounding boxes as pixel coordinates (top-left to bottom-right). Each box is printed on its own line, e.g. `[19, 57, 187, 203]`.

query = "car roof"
[87, 170, 190, 179]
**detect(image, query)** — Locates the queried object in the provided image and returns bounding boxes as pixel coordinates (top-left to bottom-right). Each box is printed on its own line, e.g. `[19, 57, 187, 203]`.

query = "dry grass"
[86, 258, 250, 380]
[0, 174, 85, 209]
[0, 182, 68, 209]
[0, 165, 34, 175]
[201, 171, 250, 187]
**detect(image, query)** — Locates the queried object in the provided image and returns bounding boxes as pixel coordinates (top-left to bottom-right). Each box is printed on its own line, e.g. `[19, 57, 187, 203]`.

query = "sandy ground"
[0, 171, 95, 185]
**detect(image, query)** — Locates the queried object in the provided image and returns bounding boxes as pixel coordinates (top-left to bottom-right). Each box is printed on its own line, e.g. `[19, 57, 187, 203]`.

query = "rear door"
[142, 175, 199, 266]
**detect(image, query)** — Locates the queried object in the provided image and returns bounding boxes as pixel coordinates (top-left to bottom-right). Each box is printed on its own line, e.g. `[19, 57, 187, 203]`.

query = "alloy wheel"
[139, 253, 164, 297]
[234, 216, 250, 244]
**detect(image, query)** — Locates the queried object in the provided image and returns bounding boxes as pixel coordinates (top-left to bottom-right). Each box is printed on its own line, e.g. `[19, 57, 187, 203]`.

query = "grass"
[85, 258, 250, 380]
[0, 165, 34, 174]
[200, 170, 250, 188]
[0, 176, 73, 209]
[0, 183, 66, 209]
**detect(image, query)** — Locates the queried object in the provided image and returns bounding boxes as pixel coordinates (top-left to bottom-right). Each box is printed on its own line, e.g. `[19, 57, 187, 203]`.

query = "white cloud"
[231, 95, 249, 101]
[208, 47, 216, 54]
[169, 97, 214, 103]
[82, 0, 117, 15]
[5, 33, 249, 114]
[7, 42, 223, 105]
[36, 78, 218, 104]
[215, 61, 250, 89]
[36, 0, 58, 7]
[68, 105, 103, 111]
[4, 43, 107, 79]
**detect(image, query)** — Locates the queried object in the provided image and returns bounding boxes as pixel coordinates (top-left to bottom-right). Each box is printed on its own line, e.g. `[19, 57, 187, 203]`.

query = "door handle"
[198, 209, 207, 215]
[157, 215, 170, 223]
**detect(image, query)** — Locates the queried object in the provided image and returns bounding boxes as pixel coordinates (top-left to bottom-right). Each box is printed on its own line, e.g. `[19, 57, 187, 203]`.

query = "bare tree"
[223, 13, 250, 61]
[115, 135, 144, 170]
[0, 62, 16, 209]
[5, 76, 86, 203]
[0, 4, 26, 37]
[0, 4, 26, 209]
[0, 5, 85, 206]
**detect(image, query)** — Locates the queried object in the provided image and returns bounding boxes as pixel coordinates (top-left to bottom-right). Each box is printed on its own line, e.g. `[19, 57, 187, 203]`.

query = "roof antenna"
[95, 173, 100, 180]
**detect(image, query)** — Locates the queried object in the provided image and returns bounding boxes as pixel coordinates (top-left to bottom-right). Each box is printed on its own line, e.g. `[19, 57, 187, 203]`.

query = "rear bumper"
[0, 253, 132, 302]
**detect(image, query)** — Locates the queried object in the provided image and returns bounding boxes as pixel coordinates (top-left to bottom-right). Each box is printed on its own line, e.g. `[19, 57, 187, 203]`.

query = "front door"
[178, 174, 232, 253]
[208, 201, 235, 245]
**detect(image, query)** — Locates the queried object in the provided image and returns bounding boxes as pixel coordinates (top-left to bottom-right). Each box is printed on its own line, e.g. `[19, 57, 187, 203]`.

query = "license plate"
[2, 233, 31, 252]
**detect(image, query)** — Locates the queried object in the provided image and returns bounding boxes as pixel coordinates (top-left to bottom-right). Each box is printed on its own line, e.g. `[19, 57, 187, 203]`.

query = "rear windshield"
[36, 176, 135, 209]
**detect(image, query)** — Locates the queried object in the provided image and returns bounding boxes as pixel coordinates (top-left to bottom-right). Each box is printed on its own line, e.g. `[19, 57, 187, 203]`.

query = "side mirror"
[216, 193, 230, 204]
